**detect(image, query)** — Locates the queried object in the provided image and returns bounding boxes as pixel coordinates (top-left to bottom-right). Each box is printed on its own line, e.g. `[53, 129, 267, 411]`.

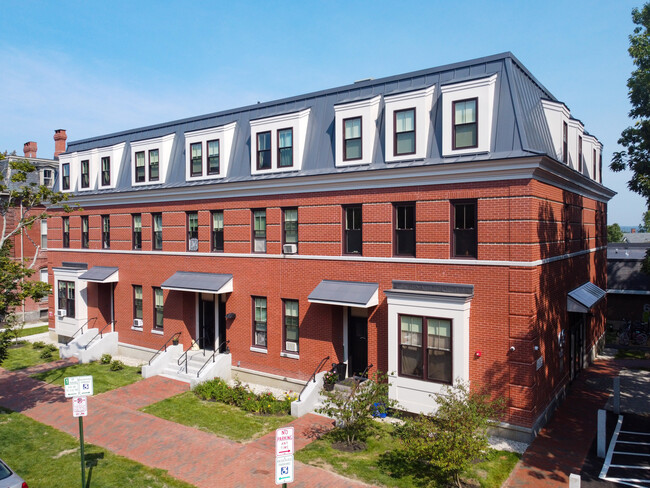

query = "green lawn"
[0, 407, 194, 488]
[2, 342, 60, 370]
[295, 422, 520, 488]
[31, 361, 142, 394]
[142, 391, 294, 442]
[16, 325, 50, 337]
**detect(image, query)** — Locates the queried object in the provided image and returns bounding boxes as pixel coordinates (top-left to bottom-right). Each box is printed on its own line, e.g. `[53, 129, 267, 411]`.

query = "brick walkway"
[0, 365, 370, 487]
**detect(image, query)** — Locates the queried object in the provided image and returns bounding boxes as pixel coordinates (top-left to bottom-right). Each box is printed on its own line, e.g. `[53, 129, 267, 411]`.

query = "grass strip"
[32, 361, 142, 394]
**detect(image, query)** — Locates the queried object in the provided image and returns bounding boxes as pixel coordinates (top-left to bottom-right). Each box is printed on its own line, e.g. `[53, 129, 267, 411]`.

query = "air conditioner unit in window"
[57, 309, 66, 318]
[285, 341, 298, 353]
[188, 238, 199, 252]
[283, 244, 297, 254]
[133, 318, 143, 328]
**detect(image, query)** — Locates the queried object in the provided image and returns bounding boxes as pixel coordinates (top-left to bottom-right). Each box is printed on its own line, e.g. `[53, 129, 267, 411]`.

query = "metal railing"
[196, 340, 230, 378]
[177, 337, 207, 374]
[84, 321, 114, 350]
[147, 332, 181, 366]
[64, 317, 97, 345]
[359, 363, 374, 379]
[298, 355, 330, 401]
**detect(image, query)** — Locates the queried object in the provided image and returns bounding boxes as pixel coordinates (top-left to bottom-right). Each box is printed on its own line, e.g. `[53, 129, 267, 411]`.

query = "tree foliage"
[612, 4, 650, 204]
[608, 223, 625, 243]
[396, 381, 505, 488]
[639, 209, 650, 232]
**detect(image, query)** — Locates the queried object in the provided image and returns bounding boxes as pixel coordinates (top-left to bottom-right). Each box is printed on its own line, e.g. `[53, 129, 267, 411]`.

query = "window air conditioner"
[133, 318, 143, 328]
[285, 341, 298, 352]
[283, 244, 297, 254]
[188, 238, 199, 252]
[57, 309, 67, 318]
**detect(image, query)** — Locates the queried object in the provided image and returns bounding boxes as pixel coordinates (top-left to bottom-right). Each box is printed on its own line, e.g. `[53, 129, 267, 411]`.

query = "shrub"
[39, 348, 54, 360]
[192, 378, 295, 415]
[32, 341, 46, 349]
[110, 360, 124, 371]
[100, 353, 112, 364]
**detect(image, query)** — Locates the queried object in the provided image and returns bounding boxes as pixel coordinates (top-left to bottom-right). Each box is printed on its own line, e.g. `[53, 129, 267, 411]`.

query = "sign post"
[65, 376, 93, 488]
[275, 427, 294, 486]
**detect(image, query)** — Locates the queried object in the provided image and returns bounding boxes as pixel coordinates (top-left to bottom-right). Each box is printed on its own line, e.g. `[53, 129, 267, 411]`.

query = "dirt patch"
[53, 448, 78, 459]
[331, 440, 366, 452]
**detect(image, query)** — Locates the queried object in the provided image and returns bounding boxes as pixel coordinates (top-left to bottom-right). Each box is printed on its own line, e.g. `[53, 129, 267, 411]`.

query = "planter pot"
[323, 383, 335, 392]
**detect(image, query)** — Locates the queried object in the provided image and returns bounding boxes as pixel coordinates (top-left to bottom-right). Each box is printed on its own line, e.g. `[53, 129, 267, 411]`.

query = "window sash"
[58, 281, 75, 318]
[190, 142, 202, 176]
[254, 211, 266, 236]
[62, 164, 70, 190]
[284, 299, 299, 350]
[207, 140, 219, 174]
[283, 208, 298, 244]
[453, 202, 477, 258]
[154, 288, 164, 328]
[62, 217, 70, 248]
[133, 286, 143, 320]
[212, 211, 224, 252]
[80, 160, 89, 188]
[101, 157, 111, 186]
[153, 214, 163, 250]
[40, 219, 47, 249]
[102, 216, 110, 249]
[257, 132, 271, 170]
[149, 149, 159, 181]
[453, 99, 478, 149]
[81, 217, 89, 249]
[344, 206, 362, 254]
[254, 297, 267, 347]
[400, 315, 452, 383]
[395, 205, 415, 256]
[133, 214, 142, 249]
[135, 151, 145, 182]
[278, 129, 293, 167]
[343, 117, 362, 160]
[395, 109, 415, 155]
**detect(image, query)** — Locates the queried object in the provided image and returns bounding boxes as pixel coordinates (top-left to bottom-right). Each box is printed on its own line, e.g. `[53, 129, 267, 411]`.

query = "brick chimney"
[54, 129, 67, 159]
[23, 141, 37, 158]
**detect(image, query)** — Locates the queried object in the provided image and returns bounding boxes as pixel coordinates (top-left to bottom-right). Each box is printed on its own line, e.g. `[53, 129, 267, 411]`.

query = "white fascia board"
[334, 95, 382, 167]
[249, 109, 311, 175]
[130, 133, 175, 186]
[185, 122, 237, 181]
[384, 85, 435, 163]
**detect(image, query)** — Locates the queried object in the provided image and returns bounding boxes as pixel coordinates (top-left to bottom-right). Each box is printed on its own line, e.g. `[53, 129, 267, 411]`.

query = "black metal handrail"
[298, 355, 330, 401]
[359, 363, 374, 379]
[196, 340, 230, 378]
[84, 321, 114, 350]
[177, 337, 207, 374]
[65, 317, 97, 345]
[147, 332, 181, 366]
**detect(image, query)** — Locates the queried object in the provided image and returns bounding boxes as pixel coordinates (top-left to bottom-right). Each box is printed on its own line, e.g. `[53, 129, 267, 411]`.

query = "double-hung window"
[278, 129, 293, 167]
[62, 217, 70, 248]
[152, 213, 163, 250]
[102, 215, 110, 249]
[562, 122, 568, 163]
[133, 214, 142, 250]
[207, 140, 219, 175]
[253, 297, 267, 347]
[80, 160, 89, 188]
[187, 212, 199, 251]
[284, 299, 299, 353]
[101, 157, 111, 186]
[253, 210, 266, 253]
[149, 149, 159, 181]
[399, 314, 452, 384]
[578, 135, 583, 172]
[81, 216, 89, 249]
[394, 204, 415, 256]
[190, 142, 202, 176]
[283, 208, 298, 250]
[133, 285, 143, 323]
[62, 163, 70, 190]
[453, 99, 477, 149]
[153, 287, 164, 329]
[135, 151, 145, 182]
[343, 117, 362, 161]
[452, 201, 477, 258]
[257, 132, 271, 170]
[211, 211, 224, 252]
[344, 205, 362, 254]
[593, 149, 597, 180]
[58, 281, 75, 318]
[40, 219, 47, 249]
[395, 108, 415, 155]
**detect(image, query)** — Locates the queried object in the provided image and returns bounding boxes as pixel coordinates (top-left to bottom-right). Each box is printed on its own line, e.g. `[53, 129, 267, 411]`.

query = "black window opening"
[257, 132, 271, 170]
[135, 151, 145, 182]
[149, 149, 160, 181]
[399, 314, 452, 384]
[253, 209, 266, 253]
[253, 297, 267, 347]
[58, 281, 75, 318]
[343, 117, 362, 161]
[62, 163, 70, 190]
[207, 140, 219, 175]
[153, 287, 164, 329]
[102, 215, 110, 249]
[395, 204, 415, 256]
[395, 108, 415, 155]
[453, 98, 477, 150]
[578, 135, 583, 173]
[344, 206, 362, 254]
[212, 211, 224, 252]
[101, 156, 111, 186]
[187, 212, 199, 251]
[453, 201, 477, 258]
[153, 213, 163, 250]
[190, 142, 202, 176]
[133, 214, 142, 250]
[80, 160, 89, 188]
[81, 216, 89, 249]
[278, 128, 293, 167]
[62, 217, 70, 248]
[284, 299, 299, 353]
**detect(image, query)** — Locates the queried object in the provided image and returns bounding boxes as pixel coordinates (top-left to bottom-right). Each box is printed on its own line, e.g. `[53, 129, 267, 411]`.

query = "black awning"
[568, 282, 606, 313]
[79, 266, 119, 283]
[308, 280, 378, 308]
[161, 271, 233, 294]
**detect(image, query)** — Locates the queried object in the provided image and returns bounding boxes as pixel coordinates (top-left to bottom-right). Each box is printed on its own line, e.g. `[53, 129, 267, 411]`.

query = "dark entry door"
[569, 313, 584, 380]
[199, 295, 215, 351]
[218, 296, 227, 353]
[348, 313, 368, 377]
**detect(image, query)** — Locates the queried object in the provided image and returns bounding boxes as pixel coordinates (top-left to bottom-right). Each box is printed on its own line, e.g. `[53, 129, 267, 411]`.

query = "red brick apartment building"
[47, 53, 614, 441]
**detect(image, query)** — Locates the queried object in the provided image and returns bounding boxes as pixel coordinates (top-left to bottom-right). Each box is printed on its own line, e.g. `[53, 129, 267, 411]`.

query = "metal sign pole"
[79, 416, 85, 488]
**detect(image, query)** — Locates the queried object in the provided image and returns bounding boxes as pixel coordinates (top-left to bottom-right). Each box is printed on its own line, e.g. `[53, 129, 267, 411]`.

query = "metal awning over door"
[161, 271, 233, 294]
[308, 280, 379, 308]
[567, 282, 606, 313]
[78, 266, 119, 283]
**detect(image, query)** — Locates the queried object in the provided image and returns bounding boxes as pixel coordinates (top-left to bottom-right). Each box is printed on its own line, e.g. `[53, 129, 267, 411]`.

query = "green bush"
[39, 349, 54, 360]
[192, 378, 296, 415]
[32, 341, 46, 349]
[44, 344, 57, 353]
[110, 360, 124, 371]
[100, 353, 112, 364]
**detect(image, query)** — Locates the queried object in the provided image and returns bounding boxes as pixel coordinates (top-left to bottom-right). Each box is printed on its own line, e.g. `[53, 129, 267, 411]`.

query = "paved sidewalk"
[0, 366, 370, 488]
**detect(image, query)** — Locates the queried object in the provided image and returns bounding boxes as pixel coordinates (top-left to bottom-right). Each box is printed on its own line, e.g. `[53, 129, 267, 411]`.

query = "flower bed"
[193, 378, 297, 415]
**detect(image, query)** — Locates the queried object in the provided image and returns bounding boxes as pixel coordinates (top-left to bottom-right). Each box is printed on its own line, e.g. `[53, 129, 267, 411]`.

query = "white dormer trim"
[441, 74, 497, 157]
[334, 95, 382, 167]
[185, 122, 237, 181]
[59, 142, 126, 193]
[384, 85, 436, 163]
[541, 99, 571, 163]
[249, 109, 310, 175]
[582, 133, 601, 181]
[567, 118, 584, 173]
[131, 133, 175, 186]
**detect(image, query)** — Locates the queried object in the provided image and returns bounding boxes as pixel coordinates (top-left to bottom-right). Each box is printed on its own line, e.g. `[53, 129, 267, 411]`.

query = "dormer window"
[149, 149, 159, 181]
[135, 152, 145, 182]
[578, 135, 583, 173]
[42, 168, 53, 188]
[278, 129, 293, 167]
[384, 86, 434, 163]
[257, 132, 272, 170]
[395, 109, 415, 155]
[80, 160, 89, 188]
[191, 143, 202, 176]
[453, 99, 477, 150]
[101, 157, 111, 186]
[344, 117, 362, 161]
[562, 121, 568, 163]
[334, 95, 380, 167]
[207, 140, 219, 175]
[62, 163, 70, 190]
[185, 123, 235, 181]
[131, 134, 173, 186]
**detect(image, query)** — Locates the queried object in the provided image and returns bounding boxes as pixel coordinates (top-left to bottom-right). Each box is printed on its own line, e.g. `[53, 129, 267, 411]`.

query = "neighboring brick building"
[48, 53, 613, 440]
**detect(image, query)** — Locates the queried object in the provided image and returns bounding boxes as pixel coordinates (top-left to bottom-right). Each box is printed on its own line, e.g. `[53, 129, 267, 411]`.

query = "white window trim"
[59, 142, 126, 192]
[384, 86, 435, 162]
[567, 118, 585, 173]
[386, 289, 471, 415]
[52, 266, 88, 338]
[441, 74, 497, 157]
[130, 133, 175, 186]
[40, 219, 47, 250]
[249, 109, 311, 175]
[185, 122, 237, 181]
[541, 99, 571, 163]
[582, 134, 600, 180]
[334, 95, 382, 167]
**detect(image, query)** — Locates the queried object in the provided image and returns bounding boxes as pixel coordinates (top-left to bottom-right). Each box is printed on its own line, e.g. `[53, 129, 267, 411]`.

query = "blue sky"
[0, 0, 645, 225]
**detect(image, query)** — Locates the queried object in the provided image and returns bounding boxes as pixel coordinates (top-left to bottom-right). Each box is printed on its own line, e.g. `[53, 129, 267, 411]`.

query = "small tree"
[639, 210, 650, 232]
[608, 223, 625, 243]
[317, 371, 393, 447]
[397, 381, 504, 488]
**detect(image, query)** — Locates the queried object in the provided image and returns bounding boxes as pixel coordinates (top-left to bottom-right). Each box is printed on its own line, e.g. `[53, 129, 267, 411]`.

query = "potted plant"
[323, 370, 338, 391]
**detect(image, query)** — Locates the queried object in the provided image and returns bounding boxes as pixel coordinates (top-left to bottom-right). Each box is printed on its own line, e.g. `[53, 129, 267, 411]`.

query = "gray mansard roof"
[60, 52, 596, 196]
